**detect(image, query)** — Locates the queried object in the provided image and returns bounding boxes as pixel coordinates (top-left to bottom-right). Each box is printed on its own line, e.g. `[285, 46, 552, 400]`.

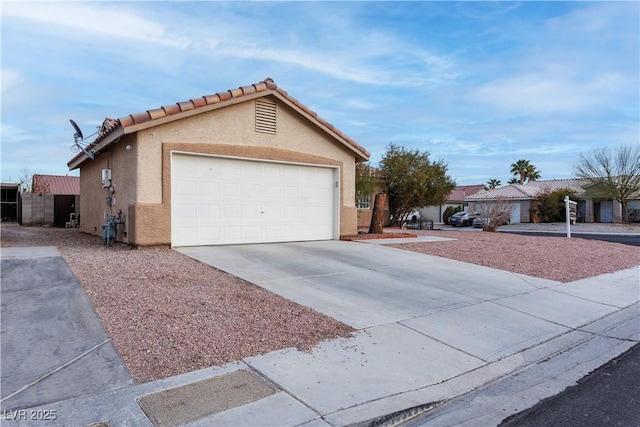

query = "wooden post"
[368, 193, 387, 234]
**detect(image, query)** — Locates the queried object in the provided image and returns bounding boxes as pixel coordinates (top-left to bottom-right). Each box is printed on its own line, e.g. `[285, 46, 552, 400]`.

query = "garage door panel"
[175, 179, 197, 196]
[175, 203, 197, 219]
[199, 182, 221, 197]
[223, 183, 242, 198]
[172, 154, 336, 246]
[244, 205, 263, 219]
[199, 226, 222, 242]
[174, 156, 198, 176]
[197, 204, 220, 219]
[244, 184, 261, 198]
[198, 158, 221, 176]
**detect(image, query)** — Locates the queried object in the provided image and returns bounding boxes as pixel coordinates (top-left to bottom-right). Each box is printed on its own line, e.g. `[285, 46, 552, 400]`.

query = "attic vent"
[255, 99, 277, 134]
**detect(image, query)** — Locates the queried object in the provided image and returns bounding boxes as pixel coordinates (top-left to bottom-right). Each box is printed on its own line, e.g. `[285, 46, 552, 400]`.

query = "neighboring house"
[67, 78, 370, 246]
[356, 166, 390, 228]
[418, 184, 485, 223]
[1, 182, 20, 222]
[582, 181, 639, 223]
[464, 178, 635, 224]
[20, 174, 80, 227]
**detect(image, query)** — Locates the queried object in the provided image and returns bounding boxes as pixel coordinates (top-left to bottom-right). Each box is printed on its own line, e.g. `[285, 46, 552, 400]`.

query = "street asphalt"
[1, 236, 638, 426]
[499, 342, 640, 427]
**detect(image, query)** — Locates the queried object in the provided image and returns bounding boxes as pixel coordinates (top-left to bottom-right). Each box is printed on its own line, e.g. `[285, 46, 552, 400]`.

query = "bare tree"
[474, 197, 515, 232]
[18, 167, 34, 193]
[574, 145, 640, 223]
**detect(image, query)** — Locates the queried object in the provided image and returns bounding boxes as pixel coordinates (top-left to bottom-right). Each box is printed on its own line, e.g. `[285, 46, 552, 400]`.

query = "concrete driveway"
[1, 247, 133, 412]
[176, 240, 639, 424]
[179, 240, 566, 330]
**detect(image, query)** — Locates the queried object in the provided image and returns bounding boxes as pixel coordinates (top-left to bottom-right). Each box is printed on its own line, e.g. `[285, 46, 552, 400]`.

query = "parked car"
[448, 211, 481, 227]
[473, 214, 511, 228]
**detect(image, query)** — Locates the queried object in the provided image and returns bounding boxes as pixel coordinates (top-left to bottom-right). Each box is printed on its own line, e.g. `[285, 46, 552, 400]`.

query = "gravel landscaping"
[2, 225, 638, 383]
[389, 228, 639, 283]
[0, 226, 354, 383]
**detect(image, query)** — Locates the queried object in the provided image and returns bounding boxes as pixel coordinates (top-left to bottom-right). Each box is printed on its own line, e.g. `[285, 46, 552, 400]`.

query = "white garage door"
[171, 154, 337, 246]
[510, 203, 521, 224]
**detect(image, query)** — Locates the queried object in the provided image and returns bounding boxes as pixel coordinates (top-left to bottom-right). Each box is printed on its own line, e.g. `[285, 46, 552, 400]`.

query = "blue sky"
[2, 1, 638, 186]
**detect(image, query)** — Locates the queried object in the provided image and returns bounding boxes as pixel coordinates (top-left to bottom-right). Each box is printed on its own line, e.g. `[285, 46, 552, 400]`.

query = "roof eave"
[67, 127, 125, 170]
[120, 90, 371, 161]
[67, 81, 370, 167]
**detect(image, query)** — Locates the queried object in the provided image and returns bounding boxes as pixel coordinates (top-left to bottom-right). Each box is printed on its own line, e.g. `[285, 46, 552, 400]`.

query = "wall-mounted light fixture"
[125, 145, 133, 151]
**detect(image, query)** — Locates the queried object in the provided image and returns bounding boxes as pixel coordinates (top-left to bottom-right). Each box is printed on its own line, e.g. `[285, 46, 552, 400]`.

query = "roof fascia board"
[67, 127, 125, 170]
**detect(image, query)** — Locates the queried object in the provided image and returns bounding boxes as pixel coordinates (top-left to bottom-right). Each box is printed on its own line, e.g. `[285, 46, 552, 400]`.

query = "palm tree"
[525, 164, 541, 182]
[510, 159, 531, 185]
[507, 177, 519, 184]
[486, 178, 502, 190]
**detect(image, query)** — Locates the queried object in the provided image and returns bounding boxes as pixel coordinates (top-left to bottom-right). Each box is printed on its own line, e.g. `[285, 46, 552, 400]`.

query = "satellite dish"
[70, 119, 84, 142]
[69, 119, 94, 159]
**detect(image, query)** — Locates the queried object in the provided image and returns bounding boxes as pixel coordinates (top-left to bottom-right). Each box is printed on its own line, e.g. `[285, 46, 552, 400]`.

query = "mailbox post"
[565, 196, 577, 238]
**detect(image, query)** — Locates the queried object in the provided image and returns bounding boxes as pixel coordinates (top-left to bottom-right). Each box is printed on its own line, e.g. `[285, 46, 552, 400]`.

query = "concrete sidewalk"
[1, 247, 133, 413]
[2, 241, 638, 426]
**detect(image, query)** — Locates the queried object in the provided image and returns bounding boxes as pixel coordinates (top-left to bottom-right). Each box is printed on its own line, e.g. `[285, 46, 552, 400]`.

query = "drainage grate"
[348, 401, 444, 427]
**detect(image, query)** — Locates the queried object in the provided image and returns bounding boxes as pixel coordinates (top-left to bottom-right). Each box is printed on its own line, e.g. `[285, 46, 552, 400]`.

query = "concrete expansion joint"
[547, 287, 625, 309]
[241, 361, 324, 420]
[0, 339, 113, 405]
[397, 321, 489, 363]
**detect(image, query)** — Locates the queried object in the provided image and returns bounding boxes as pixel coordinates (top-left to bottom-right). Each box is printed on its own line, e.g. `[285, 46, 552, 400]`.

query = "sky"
[1, 1, 638, 186]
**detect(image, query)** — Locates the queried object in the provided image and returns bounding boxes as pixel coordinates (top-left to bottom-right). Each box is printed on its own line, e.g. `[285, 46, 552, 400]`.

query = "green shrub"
[443, 205, 463, 224]
[534, 188, 578, 222]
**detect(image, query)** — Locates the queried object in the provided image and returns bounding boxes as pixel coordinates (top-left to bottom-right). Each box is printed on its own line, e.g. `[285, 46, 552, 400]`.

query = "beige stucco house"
[68, 78, 370, 246]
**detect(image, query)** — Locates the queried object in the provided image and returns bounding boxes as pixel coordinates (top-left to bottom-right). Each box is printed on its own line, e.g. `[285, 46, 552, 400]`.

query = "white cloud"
[1, 69, 23, 93]
[0, 123, 38, 142]
[469, 74, 590, 114]
[1, 2, 188, 48]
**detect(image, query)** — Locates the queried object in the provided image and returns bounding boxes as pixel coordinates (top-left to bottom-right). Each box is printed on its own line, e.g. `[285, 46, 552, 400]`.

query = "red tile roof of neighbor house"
[68, 78, 369, 168]
[447, 185, 485, 202]
[32, 174, 80, 195]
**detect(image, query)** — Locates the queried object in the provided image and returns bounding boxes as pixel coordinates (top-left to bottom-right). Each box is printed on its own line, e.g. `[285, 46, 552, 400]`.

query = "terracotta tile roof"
[465, 179, 588, 201]
[69, 78, 369, 168]
[32, 174, 80, 195]
[447, 185, 485, 202]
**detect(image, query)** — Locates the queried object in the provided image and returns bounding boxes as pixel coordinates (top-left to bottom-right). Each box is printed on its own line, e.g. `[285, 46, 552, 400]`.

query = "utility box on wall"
[101, 169, 112, 188]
